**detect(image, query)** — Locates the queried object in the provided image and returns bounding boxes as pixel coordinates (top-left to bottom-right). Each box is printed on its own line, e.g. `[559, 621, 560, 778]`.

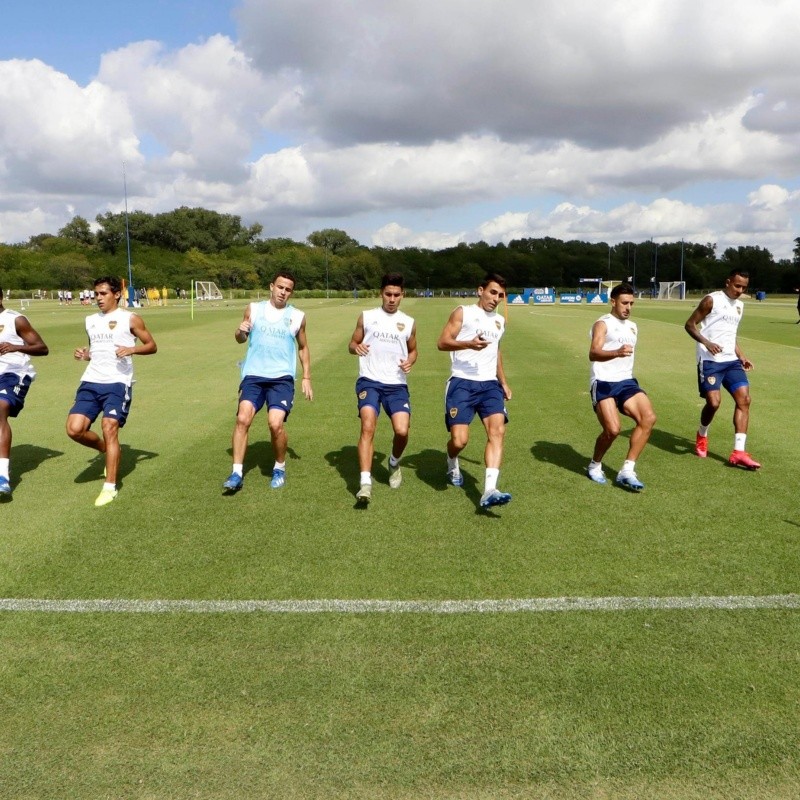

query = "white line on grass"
[0, 595, 798, 614]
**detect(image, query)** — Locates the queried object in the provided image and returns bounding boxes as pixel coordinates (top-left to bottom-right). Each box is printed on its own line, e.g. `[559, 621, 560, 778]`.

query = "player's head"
[380, 273, 405, 313]
[270, 270, 296, 308]
[610, 283, 635, 319]
[724, 269, 749, 299]
[477, 273, 507, 312]
[94, 276, 123, 312]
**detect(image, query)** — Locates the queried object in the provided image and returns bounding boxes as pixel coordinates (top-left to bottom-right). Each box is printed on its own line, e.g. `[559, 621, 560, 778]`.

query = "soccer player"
[685, 268, 760, 469]
[223, 270, 312, 492]
[0, 287, 49, 495]
[348, 272, 417, 504]
[66, 276, 158, 506]
[586, 283, 656, 491]
[437, 273, 512, 509]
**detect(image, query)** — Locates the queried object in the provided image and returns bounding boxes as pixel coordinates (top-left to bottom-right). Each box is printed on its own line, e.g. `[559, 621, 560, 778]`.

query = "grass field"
[1, 294, 798, 798]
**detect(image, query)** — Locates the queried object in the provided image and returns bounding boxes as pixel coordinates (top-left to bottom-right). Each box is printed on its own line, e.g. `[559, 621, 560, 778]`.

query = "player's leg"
[100, 416, 122, 485]
[621, 392, 656, 463]
[66, 413, 105, 452]
[586, 397, 620, 484]
[478, 412, 511, 508]
[267, 407, 289, 487]
[387, 410, 410, 489]
[358, 406, 379, 474]
[0, 401, 12, 494]
[231, 400, 257, 465]
[728, 384, 760, 469]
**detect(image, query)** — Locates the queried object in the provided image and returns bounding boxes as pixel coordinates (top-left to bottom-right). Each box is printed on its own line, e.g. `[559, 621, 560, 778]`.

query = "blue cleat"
[586, 467, 607, 485]
[223, 472, 243, 491]
[0, 476, 11, 495]
[479, 489, 512, 508]
[447, 469, 464, 487]
[270, 468, 286, 489]
[616, 472, 644, 492]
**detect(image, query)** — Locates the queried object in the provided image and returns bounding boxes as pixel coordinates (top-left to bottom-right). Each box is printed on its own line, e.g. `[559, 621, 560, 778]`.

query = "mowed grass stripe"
[2, 593, 798, 613]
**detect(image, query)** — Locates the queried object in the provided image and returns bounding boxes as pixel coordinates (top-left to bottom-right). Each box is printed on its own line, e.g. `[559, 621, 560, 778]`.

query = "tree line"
[2, 207, 799, 295]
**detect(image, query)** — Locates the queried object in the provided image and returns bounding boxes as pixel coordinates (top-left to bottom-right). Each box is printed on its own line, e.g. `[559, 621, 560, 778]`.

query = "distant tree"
[58, 216, 95, 245]
[307, 228, 360, 255]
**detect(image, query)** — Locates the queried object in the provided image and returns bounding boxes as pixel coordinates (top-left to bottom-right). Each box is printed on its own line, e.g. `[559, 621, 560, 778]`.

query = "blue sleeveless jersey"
[240, 302, 301, 380]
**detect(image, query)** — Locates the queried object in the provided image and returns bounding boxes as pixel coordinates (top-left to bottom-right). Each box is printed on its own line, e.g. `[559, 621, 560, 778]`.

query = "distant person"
[348, 272, 417, 504]
[223, 270, 312, 492]
[0, 287, 49, 495]
[437, 273, 512, 509]
[685, 269, 760, 469]
[795, 287, 800, 323]
[66, 276, 158, 506]
[586, 283, 656, 491]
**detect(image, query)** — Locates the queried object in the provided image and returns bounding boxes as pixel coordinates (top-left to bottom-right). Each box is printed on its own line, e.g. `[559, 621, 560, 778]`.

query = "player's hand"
[74, 347, 90, 361]
[301, 378, 313, 401]
[398, 357, 412, 374]
[470, 335, 489, 350]
[741, 358, 754, 371]
[705, 341, 723, 355]
[0, 342, 17, 355]
[354, 343, 370, 356]
[502, 383, 512, 401]
[238, 320, 252, 334]
[115, 346, 135, 358]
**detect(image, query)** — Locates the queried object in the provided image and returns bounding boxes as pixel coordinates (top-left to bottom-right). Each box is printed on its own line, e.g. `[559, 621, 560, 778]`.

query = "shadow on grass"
[74, 443, 158, 484]
[1, 444, 63, 503]
[235, 441, 300, 480]
[530, 441, 587, 477]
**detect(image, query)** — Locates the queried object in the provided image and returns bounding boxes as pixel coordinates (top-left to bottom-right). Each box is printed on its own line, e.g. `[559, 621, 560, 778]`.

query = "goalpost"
[657, 281, 686, 300]
[193, 281, 223, 301]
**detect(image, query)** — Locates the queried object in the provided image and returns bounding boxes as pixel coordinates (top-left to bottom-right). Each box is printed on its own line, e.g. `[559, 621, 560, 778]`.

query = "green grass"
[0, 296, 799, 798]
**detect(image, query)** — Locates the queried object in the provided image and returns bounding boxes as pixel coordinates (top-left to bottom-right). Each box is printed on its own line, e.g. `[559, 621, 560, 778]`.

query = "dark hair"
[95, 275, 122, 294]
[728, 268, 749, 280]
[381, 272, 404, 290]
[480, 272, 507, 290]
[611, 283, 635, 299]
[272, 270, 296, 287]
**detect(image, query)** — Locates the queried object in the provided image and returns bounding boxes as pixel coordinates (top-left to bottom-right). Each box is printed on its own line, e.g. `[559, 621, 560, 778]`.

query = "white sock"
[485, 468, 499, 494]
[588, 460, 602, 472]
[232, 463, 243, 476]
[621, 460, 636, 474]
[0, 458, 9, 480]
[734, 434, 746, 452]
[274, 461, 286, 471]
[360, 471, 372, 485]
[699, 425, 710, 437]
[102, 482, 116, 492]
[447, 456, 460, 473]
[389, 455, 400, 468]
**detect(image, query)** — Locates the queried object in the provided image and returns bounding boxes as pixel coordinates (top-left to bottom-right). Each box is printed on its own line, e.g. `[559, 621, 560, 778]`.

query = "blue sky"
[2, 0, 800, 258]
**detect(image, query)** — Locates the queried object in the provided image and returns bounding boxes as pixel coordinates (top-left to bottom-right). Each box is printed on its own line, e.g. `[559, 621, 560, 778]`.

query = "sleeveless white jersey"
[0, 309, 36, 379]
[81, 308, 137, 386]
[450, 304, 505, 381]
[359, 307, 414, 385]
[589, 314, 637, 384]
[696, 291, 743, 363]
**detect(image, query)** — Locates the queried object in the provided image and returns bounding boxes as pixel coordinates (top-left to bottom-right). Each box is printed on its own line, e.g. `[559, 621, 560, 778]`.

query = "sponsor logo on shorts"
[358, 391, 368, 400]
[449, 407, 458, 418]
[708, 376, 717, 385]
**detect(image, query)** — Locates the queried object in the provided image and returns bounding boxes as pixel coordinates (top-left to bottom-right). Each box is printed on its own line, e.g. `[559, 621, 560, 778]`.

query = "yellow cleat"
[95, 488, 118, 507]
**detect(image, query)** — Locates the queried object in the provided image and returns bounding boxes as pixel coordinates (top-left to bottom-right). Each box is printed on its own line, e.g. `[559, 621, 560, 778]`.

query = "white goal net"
[194, 281, 223, 301]
[657, 281, 686, 300]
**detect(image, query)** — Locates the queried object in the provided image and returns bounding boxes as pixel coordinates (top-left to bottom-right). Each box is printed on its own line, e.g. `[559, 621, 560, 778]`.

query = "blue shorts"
[697, 360, 748, 397]
[445, 377, 507, 429]
[239, 375, 294, 418]
[591, 378, 645, 412]
[356, 377, 411, 418]
[0, 373, 33, 418]
[69, 382, 132, 427]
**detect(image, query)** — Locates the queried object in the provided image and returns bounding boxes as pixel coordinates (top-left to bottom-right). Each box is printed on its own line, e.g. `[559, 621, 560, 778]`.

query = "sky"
[2, 0, 800, 258]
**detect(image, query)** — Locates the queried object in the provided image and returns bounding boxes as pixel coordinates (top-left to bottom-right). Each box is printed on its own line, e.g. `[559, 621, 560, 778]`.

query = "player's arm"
[234, 305, 252, 344]
[735, 342, 753, 371]
[496, 348, 511, 401]
[684, 295, 721, 354]
[399, 322, 418, 374]
[296, 318, 313, 401]
[589, 320, 631, 361]
[117, 314, 157, 357]
[348, 313, 368, 356]
[0, 316, 49, 356]
[437, 307, 488, 351]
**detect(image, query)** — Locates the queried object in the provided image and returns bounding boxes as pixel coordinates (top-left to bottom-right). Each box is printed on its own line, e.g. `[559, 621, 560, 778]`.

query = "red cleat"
[695, 433, 708, 458]
[728, 451, 761, 470]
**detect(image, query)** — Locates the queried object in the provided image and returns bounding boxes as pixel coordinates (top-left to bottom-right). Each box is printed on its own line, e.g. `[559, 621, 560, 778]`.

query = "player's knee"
[642, 409, 657, 430]
[735, 392, 751, 410]
[602, 424, 621, 440]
